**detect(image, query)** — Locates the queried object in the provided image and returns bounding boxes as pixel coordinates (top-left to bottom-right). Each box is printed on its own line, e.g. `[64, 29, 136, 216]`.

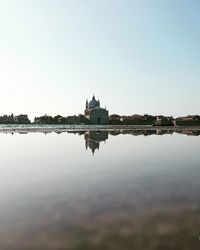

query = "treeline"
[34, 114, 158, 125]
[0, 114, 200, 126]
[0, 114, 30, 124]
[175, 115, 200, 126]
[109, 114, 157, 125]
[34, 115, 89, 125]
[110, 114, 200, 126]
[34, 114, 200, 126]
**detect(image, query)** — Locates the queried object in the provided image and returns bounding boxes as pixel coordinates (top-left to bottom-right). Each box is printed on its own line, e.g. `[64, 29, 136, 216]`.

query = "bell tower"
[86, 99, 89, 109]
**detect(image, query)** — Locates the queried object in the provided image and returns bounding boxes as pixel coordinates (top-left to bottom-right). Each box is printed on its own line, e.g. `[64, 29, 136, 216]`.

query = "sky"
[0, 0, 199, 120]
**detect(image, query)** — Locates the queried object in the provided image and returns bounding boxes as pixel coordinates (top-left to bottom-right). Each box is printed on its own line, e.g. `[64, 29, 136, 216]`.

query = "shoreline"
[0, 124, 200, 133]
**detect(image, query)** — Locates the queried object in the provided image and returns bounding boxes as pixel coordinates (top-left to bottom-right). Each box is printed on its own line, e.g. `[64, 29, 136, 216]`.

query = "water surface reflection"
[0, 130, 199, 249]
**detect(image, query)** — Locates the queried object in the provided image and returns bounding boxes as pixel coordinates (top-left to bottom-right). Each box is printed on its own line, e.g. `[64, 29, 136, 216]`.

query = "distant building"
[0, 114, 14, 124]
[14, 115, 30, 124]
[0, 114, 30, 124]
[154, 116, 174, 126]
[84, 95, 109, 125]
[175, 115, 200, 126]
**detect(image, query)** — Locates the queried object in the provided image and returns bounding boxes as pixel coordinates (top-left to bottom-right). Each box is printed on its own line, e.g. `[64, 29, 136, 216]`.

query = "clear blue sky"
[0, 0, 199, 119]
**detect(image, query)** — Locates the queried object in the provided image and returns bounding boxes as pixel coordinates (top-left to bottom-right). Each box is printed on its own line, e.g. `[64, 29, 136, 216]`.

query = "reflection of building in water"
[85, 131, 108, 154]
[85, 95, 109, 124]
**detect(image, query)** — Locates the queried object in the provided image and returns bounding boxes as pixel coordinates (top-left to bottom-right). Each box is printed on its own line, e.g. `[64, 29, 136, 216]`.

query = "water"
[0, 129, 200, 249]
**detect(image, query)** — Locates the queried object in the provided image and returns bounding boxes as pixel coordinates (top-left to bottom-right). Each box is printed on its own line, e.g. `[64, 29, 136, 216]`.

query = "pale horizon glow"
[0, 0, 199, 120]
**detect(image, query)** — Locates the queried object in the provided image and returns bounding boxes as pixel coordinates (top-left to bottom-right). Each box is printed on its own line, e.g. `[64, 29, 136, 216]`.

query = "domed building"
[85, 95, 109, 125]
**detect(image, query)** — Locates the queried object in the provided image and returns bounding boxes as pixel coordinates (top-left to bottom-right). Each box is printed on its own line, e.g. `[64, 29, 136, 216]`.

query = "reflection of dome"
[88, 140, 99, 154]
[88, 95, 99, 109]
[84, 131, 108, 155]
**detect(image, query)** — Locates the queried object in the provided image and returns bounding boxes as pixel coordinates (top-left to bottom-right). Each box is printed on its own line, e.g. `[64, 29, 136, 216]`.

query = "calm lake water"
[0, 129, 200, 250]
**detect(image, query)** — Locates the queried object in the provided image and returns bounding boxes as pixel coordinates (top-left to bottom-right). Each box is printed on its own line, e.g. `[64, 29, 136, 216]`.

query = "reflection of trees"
[109, 129, 200, 136]
[176, 130, 200, 136]
[81, 129, 200, 154]
[109, 130, 173, 136]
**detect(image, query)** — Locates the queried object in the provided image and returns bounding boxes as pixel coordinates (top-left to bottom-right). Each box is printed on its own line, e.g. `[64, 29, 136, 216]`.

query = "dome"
[88, 95, 100, 109]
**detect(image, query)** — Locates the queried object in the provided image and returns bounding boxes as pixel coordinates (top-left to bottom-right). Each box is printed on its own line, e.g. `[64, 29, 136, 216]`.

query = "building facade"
[84, 95, 109, 125]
